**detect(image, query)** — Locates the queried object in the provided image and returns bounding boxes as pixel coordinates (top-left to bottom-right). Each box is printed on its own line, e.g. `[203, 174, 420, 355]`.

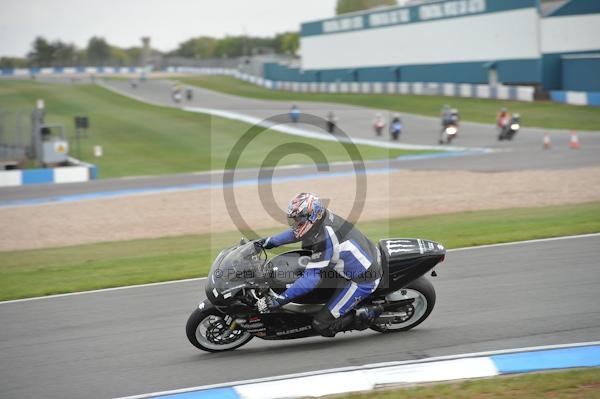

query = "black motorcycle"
[186, 238, 445, 352]
[498, 114, 521, 141]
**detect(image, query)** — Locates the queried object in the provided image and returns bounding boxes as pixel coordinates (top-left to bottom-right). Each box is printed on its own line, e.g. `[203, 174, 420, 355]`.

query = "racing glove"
[257, 292, 289, 313]
[253, 238, 267, 253]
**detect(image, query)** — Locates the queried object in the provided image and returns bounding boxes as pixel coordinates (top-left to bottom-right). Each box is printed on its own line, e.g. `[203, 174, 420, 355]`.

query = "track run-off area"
[1, 77, 599, 398]
[1, 77, 599, 250]
[1, 234, 599, 398]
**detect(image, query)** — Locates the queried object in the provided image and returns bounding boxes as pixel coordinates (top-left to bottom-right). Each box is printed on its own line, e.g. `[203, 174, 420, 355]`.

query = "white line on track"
[97, 81, 169, 108]
[1, 232, 598, 305]
[0, 277, 207, 305]
[447, 232, 600, 252]
[97, 81, 488, 152]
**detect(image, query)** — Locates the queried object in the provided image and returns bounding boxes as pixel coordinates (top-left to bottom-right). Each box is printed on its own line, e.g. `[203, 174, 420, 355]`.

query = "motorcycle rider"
[390, 114, 402, 141]
[172, 84, 182, 103]
[373, 113, 386, 136]
[440, 106, 459, 143]
[289, 104, 300, 123]
[326, 111, 337, 134]
[450, 108, 459, 125]
[255, 193, 383, 337]
[497, 107, 509, 129]
[441, 104, 452, 129]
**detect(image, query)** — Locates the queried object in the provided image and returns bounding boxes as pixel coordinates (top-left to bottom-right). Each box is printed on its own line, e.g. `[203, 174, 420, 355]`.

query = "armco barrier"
[1, 66, 148, 77]
[119, 342, 600, 399]
[551, 90, 600, 106]
[166, 66, 535, 102]
[0, 159, 97, 187]
[0, 65, 545, 103]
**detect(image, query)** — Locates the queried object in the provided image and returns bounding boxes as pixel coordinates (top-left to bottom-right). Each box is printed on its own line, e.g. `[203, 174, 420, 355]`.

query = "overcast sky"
[0, 0, 337, 57]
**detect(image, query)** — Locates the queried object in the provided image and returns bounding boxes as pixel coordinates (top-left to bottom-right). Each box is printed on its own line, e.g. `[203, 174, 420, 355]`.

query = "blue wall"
[541, 50, 600, 90]
[540, 0, 600, 90]
[547, 0, 600, 17]
[497, 59, 541, 85]
[562, 55, 600, 91]
[263, 63, 318, 82]
[264, 59, 541, 85]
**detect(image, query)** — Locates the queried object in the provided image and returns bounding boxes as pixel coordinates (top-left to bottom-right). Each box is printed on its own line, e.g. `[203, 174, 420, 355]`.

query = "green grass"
[0, 79, 427, 178]
[1, 202, 599, 301]
[342, 368, 600, 399]
[179, 75, 600, 131]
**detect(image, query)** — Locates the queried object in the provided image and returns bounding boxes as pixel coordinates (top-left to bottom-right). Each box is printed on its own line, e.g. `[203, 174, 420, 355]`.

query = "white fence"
[166, 66, 535, 102]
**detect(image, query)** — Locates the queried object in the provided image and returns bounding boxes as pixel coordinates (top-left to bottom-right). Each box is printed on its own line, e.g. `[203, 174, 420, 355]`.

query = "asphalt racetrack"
[1, 76, 599, 204]
[1, 235, 599, 398]
[1, 77, 598, 397]
[104, 77, 600, 171]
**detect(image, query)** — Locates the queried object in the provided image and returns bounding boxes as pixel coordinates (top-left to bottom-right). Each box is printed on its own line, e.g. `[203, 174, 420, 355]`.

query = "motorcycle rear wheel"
[370, 276, 436, 333]
[186, 306, 253, 352]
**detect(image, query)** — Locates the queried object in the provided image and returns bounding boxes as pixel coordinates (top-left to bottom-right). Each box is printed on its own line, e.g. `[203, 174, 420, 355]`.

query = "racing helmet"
[287, 193, 325, 238]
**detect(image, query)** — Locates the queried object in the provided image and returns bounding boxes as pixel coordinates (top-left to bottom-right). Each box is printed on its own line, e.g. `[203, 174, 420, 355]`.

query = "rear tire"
[186, 306, 253, 352]
[370, 276, 436, 333]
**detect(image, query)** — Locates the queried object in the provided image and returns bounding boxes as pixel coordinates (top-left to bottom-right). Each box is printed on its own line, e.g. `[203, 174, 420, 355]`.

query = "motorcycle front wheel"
[186, 306, 253, 352]
[370, 276, 436, 333]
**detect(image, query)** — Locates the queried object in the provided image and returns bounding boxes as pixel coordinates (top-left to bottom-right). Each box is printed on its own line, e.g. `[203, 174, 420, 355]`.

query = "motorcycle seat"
[282, 302, 325, 314]
[377, 238, 445, 291]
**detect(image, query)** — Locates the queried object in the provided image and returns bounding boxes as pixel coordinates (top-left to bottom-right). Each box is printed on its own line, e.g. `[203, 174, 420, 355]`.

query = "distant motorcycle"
[374, 120, 385, 136]
[390, 117, 402, 141]
[172, 91, 182, 103]
[498, 114, 521, 141]
[326, 112, 337, 134]
[439, 123, 458, 144]
[186, 238, 445, 352]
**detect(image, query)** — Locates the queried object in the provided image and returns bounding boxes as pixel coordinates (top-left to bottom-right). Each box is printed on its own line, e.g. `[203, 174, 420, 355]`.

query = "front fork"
[198, 298, 247, 337]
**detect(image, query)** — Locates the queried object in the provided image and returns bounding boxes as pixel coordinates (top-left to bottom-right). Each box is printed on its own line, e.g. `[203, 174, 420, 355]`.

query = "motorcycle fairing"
[376, 239, 445, 294]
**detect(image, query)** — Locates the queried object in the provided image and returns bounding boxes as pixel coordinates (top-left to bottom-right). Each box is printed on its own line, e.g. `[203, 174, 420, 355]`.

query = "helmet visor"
[287, 214, 308, 229]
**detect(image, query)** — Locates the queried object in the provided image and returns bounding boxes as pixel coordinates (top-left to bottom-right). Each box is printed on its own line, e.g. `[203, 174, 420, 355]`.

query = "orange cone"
[569, 131, 580, 149]
[543, 133, 551, 149]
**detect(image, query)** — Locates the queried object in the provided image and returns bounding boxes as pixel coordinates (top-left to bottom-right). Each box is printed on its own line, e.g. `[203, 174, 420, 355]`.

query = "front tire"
[186, 305, 253, 352]
[370, 276, 436, 333]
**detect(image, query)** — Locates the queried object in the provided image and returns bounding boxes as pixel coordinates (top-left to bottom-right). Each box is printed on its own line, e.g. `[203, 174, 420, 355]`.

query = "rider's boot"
[313, 304, 385, 337]
[351, 304, 384, 330]
[355, 304, 384, 322]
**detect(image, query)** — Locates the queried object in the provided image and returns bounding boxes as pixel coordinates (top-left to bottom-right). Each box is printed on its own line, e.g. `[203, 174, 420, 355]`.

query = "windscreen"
[209, 243, 266, 293]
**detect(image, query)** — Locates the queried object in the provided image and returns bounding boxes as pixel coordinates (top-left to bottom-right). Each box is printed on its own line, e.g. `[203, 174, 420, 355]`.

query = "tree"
[193, 38, 218, 58]
[125, 47, 143, 65]
[86, 36, 111, 65]
[336, 0, 397, 15]
[0, 57, 28, 69]
[27, 37, 56, 66]
[275, 32, 299, 56]
[214, 36, 245, 58]
[173, 37, 218, 58]
[171, 34, 302, 59]
[53, 41, 77, 66]
[110, 47, 130, 66]
[27, 38, 78, 66]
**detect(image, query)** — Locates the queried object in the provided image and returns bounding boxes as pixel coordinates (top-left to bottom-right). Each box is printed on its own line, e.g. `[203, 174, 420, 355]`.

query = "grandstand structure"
[2, 0, 597, 105]
[263, 0, 599, 102]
